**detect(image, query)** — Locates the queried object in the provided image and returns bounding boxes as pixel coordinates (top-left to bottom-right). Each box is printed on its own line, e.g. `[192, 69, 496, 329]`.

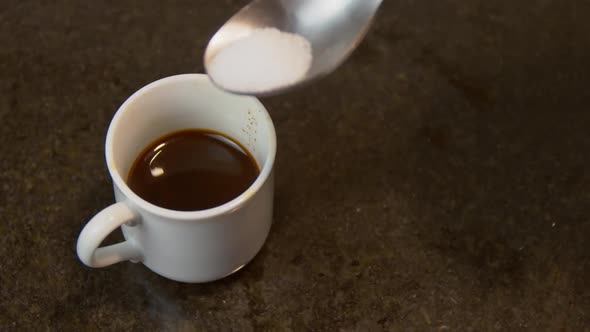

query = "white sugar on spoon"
[206, 28, 312, 95]
[204, 0, 383, 96]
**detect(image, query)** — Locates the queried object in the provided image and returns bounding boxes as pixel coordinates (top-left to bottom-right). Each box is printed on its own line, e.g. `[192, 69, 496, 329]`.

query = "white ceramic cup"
[76, 74, 276, 283]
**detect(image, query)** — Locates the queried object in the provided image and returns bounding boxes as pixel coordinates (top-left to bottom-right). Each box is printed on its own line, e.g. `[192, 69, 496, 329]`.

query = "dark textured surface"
[1, 0, 589, 330]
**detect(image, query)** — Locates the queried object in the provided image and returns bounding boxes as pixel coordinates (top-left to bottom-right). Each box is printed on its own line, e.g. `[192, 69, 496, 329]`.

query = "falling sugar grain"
[207, 28, 312, 94]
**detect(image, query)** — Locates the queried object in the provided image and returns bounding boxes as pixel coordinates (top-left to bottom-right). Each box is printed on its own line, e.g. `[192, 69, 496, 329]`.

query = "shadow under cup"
[102, 74, 276, 282]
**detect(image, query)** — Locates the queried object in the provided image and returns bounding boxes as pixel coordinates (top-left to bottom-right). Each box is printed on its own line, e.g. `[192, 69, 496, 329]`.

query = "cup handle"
[77, 202, 143, 268]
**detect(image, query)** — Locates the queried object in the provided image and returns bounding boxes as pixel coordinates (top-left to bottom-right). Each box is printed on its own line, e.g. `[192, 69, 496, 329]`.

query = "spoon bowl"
[204, 0, 383, 96]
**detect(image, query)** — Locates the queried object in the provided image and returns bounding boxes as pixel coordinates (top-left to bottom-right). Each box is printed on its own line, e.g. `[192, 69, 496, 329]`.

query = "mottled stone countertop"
[1, 1, 589, 330]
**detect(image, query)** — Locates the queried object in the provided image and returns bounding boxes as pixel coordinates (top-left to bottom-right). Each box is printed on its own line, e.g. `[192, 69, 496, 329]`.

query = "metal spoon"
[204, 0, 383, 96]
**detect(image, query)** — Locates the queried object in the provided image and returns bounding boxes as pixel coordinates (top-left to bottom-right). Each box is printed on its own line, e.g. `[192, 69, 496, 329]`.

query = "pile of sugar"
[207, 28, 312, 93]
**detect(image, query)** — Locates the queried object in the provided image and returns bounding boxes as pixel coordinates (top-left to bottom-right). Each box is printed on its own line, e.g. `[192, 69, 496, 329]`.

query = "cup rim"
[105, 74, 277, 221]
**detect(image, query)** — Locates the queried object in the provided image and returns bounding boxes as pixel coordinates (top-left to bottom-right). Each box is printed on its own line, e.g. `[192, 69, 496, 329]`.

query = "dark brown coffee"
[127, 129, 259, 211]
